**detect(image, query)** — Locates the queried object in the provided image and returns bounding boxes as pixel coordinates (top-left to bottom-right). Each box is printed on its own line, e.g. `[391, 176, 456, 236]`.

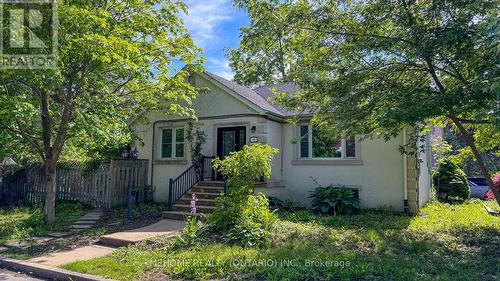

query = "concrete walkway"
[26, 219, 185, 267]
[99, 219, 185, 247]
[27, 245, 114, 267]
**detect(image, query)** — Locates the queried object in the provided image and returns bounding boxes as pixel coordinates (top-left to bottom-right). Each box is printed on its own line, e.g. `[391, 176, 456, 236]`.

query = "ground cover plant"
[63, 200, 500, 281]
[0, 202, 164, 260]
[0, 201, 86, 244]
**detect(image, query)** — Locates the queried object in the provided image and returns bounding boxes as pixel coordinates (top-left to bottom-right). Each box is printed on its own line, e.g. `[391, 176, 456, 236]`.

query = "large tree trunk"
[448, 113, 500, 206]
[44, 159, 57, 224]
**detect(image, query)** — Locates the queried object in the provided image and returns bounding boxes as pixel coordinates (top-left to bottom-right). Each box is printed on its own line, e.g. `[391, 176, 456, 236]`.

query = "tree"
[0, 0, 202, 223]
[229, 0, 500, 205]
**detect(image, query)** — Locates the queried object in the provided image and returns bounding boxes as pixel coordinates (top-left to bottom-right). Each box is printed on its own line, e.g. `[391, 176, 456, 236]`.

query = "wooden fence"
[0, 160, 149, 208]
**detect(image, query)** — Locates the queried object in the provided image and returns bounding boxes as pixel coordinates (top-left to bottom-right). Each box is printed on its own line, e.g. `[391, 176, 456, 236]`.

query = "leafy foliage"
[64, 201, 499, 281]
[229, 0, 500, 203]
[267, 196, 299, 211]
[210, 144, 279, 246]
[174, 216, 204, 248]
[212, 144, 279, 196]
[310, 185, 360, 215]
[0, 0, 202, 222]
[433, 159, 470, 203]
[0, 201, 86, 243]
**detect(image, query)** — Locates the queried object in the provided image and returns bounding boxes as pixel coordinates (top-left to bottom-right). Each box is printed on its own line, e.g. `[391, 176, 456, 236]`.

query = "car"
[467, 177, 490, 199]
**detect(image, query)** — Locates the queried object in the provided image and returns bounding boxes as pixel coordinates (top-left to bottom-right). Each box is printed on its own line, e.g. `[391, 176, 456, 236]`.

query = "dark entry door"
[216, 126, 246, 180]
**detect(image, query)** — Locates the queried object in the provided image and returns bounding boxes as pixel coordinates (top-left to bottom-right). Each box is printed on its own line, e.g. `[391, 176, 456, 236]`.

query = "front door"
[216, 126, 246, 180]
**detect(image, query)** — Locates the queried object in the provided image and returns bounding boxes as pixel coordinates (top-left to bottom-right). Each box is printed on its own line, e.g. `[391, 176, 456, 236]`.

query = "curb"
[0, 258, 115, 281]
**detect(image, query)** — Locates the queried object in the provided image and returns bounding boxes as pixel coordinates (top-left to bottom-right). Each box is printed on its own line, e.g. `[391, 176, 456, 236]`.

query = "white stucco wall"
[255, 124, 406, 211]
[131, 73, 284, 202]
[131, 73, 426, 211]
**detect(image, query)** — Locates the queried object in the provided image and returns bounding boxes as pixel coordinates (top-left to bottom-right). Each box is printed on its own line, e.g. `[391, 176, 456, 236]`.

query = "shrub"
[210, 144, 279, 246]
[268, 196, 299, 211]
[310, 185, 360, 215]
[174, 216, 204, 248]
[432, 158, 470, 203]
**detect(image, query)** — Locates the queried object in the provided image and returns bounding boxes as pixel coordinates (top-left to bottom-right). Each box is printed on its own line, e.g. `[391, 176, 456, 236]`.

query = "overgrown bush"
[268, 196, 299, 211]
[432, 158, 470, 203]
[310, 185, 360, 215]
[174, 216, 204, 248]
[210, 144, 279, 246]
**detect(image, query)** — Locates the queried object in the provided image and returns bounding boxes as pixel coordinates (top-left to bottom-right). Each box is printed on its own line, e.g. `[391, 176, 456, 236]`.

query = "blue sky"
[181, 0, 249, 80]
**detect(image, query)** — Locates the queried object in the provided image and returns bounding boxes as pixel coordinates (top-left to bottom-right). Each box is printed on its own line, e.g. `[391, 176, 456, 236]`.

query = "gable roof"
[203, 71, 299, 117]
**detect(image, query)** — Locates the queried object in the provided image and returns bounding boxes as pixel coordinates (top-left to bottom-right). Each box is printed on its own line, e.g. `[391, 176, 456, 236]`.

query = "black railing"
[168, 156, 215, 210]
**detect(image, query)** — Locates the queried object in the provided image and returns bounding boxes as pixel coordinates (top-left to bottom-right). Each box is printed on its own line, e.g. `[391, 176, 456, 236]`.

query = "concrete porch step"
[197, 181, 224, 187]
[191, 186, 224, 194]
[186, 191, 222, 199]
[177, 198, 218, 206]
[171, 204, 215, 213]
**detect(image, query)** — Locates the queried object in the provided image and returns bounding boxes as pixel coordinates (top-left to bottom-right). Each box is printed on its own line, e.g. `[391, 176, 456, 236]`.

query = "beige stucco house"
[131, 71, 432, 214]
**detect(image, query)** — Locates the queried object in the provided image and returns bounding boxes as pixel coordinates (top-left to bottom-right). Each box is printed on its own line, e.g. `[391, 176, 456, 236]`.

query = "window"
[161, 128, 185, 158]
[299, 125, 356, 159]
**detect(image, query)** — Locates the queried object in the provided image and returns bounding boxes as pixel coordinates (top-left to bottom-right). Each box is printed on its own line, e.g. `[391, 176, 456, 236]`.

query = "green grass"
[0, 201, 87, 244]
[63, 200, 500, 281]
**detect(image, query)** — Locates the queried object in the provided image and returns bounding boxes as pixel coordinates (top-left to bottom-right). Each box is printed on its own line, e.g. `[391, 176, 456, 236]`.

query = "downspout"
[403, 128, 409, 214]
[150, 121, 158, 193]
[280, 123, 285, 180]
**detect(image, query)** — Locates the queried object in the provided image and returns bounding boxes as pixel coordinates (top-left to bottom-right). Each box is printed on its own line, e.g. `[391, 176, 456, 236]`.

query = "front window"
[299, 125, 356, 159]
[161, 128, 185, 158]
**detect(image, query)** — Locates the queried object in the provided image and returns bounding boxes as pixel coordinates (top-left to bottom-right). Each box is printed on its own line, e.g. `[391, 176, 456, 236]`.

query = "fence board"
[0, 160, 149, 208]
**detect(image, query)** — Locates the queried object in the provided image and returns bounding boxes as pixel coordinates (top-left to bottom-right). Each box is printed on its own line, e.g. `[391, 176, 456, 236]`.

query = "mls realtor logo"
[0, 0, 57, 69]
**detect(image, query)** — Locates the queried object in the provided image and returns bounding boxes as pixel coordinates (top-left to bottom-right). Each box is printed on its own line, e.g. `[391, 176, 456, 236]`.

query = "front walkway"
[99, 219, 185, 247]
[26, 219, 185, 267]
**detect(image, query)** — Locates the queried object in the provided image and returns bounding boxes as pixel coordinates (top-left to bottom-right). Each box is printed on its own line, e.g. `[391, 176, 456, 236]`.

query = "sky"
[181, 0, 249, 80]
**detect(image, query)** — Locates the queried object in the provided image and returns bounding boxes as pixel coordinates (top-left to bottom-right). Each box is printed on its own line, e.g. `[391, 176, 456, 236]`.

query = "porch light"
[251, 126, 256, 133]
[121, 149, 130, 159]
[131, 148, 139, 159]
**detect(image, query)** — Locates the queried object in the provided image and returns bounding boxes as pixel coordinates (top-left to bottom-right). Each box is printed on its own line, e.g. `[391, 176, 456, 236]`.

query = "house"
[131, 71, 432, 216]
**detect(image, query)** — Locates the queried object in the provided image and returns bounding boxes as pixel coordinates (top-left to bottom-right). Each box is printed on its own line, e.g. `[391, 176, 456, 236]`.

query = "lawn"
[0, 201, 87, 244]
[63, 200, 500, 281]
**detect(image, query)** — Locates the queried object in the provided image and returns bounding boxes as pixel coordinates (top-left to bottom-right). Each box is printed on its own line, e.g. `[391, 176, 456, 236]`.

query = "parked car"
[467, 177, 490, 199]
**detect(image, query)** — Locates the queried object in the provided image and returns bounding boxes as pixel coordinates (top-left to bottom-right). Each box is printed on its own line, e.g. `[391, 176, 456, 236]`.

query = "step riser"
[172, 206, 214, 213]
[186, 192, 221, 199]
[197, 181, 225, 187]
[191, 188, 224, 194]
[177, 199, 218, 206]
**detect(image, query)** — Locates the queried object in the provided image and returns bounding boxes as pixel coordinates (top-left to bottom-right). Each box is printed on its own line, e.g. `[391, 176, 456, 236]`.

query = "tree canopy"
[0, 0, 202, 222]
[229, 0, 499, 203]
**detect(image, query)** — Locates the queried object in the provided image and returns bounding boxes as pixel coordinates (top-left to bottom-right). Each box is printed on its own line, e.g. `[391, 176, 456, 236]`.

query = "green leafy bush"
[432, 158, 470, 203]
[174, 216, 204, 248]
[210, 144, 279, 246]
[310, 185, 360, 215]
[268, 196, 299, 211]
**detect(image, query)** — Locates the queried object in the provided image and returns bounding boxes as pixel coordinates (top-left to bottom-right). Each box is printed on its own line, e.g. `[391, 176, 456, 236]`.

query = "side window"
[175, 128, 185, 157]
[161, 129, 173, 158]
[300, 125, 309, 158]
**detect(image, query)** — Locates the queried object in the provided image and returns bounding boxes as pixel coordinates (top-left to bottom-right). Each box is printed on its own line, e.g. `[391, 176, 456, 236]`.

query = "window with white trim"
[299, 125, 356, 159]
[161, 128, 185, 158]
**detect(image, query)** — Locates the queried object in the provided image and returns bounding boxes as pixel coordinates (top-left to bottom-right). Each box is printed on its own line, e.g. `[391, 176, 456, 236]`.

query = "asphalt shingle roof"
[204, 72, 298, 117]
